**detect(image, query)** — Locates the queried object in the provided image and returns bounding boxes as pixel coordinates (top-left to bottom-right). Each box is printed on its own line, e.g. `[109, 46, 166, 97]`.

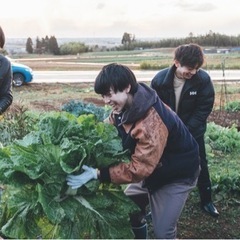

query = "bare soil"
[11, 82, 240, 130]
[208, 110, 240, 130]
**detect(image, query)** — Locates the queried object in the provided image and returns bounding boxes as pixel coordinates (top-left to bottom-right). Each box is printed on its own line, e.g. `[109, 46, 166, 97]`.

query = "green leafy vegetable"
[0, 112, 138, 239]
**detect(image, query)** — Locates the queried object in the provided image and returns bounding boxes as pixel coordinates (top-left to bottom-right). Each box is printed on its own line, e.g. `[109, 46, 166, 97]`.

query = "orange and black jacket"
[99, 83, 200, 193]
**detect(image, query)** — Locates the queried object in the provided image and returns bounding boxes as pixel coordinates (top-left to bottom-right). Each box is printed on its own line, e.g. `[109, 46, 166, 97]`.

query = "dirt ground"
[11, 82, 240, 130]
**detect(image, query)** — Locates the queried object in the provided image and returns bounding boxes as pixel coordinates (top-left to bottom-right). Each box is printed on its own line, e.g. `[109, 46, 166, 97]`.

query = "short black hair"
[174, 43, 204, 69]
[0, 26, 5, 48]
[94, 63, 138, 95]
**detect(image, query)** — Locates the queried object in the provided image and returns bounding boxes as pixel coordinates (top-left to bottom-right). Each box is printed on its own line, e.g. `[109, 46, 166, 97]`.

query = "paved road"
[33, 70, 240, 83]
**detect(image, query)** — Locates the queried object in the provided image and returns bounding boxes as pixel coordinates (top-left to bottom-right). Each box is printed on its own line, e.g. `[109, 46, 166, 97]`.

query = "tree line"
[26, 35, 89, 55]
[25, 30, 240, 55]
[119, 30, 240, 50]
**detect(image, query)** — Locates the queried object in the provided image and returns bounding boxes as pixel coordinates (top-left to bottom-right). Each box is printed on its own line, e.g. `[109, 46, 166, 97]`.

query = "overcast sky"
[2, 0, 239, 39]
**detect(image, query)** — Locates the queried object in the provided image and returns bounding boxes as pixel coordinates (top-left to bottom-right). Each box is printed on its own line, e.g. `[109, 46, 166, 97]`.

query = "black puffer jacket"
[0, 55, 13, 114]
[151, 65, 215, 139]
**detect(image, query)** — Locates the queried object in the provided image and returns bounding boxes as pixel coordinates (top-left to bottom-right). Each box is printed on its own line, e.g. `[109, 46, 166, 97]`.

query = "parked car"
[11, 61, 33, 87]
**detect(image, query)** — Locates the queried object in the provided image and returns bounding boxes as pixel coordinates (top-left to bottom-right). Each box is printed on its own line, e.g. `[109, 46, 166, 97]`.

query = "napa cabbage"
[0, 112, 138, 239]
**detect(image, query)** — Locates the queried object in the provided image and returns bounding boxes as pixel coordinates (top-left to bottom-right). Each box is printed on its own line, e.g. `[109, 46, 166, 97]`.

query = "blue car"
[11, 61, 33, 87]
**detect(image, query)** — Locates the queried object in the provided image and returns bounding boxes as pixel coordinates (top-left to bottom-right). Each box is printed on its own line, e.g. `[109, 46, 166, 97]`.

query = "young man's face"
[174, 60, 199, 79]
[101, 86, 131, 113]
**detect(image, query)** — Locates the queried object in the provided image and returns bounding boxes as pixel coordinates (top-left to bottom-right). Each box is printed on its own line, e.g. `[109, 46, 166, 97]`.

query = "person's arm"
[66, 107, 169, 189]
[99, 107, 169, 184]
[0, 56, 13, 114]
[185, 73, 215, 133]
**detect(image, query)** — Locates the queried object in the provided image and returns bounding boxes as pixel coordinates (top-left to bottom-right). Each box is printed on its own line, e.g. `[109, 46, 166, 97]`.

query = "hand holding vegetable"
[66, 165, 98, 189]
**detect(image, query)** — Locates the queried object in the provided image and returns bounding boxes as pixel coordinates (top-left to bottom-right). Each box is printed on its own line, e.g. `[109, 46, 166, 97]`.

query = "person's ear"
[174, 60, 180, 68]
[126, 84, 131, 93]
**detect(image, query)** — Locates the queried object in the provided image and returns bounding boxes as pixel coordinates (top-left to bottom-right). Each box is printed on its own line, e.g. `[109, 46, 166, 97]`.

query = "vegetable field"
[0, 80, 239, 238]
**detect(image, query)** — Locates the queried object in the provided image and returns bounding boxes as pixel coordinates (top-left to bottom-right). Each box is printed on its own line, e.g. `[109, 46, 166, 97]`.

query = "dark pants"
[196, 135, 212, 205]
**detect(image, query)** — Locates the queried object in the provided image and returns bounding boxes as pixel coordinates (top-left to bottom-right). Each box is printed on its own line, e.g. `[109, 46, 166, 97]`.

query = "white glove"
[66, 165, 98, 189]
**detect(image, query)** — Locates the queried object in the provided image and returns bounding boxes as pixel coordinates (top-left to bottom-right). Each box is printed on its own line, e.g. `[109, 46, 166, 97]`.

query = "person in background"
[0, 26, 13, 235]
[66, 63, 200, 239]
[0, 26, 13, 114]
[151, 43, 219, 218]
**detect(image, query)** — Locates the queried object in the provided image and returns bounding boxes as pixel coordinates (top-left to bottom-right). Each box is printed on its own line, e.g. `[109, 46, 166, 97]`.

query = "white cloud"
[1, 0, 240, 39]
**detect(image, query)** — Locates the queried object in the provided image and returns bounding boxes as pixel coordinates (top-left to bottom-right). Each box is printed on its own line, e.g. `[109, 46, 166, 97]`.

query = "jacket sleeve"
[150, 68, 169, 91]
[100, 107, 168, 184]
[0, 56, 13, 114]
[185, 72, 215, 136]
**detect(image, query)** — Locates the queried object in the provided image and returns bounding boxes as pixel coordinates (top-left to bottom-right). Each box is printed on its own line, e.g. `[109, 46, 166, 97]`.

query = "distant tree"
[121, 32, 136, 50]
[59, 42, 88, 55]
[33, 35, 59, 54]
[122, 32, 131, 45]
[44, 35, 50, 53]
[26, 37, 33, 54]
[41, 37, 46, 52]
[189, 32, 194, 38]
[49, 36, 60, 55]
[35, 36, 43, 54]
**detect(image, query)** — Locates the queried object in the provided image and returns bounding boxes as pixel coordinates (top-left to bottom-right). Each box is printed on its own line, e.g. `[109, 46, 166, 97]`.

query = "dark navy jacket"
[151, 65, 215, 139]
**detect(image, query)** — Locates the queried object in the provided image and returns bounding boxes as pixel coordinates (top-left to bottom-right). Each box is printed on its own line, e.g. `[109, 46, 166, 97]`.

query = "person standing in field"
[151, 43, 219, 218]
[67, 63, 200, 239]
[0, 26, 13, 225]
[0, 25, 13, 115]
